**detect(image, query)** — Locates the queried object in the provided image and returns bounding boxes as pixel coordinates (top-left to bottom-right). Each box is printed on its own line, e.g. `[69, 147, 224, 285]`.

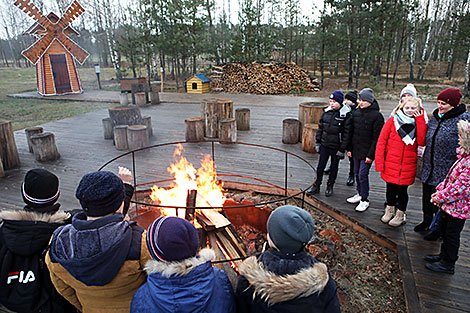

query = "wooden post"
[102, 118, 113, 140]
[0, 154, 4, 178]
[282, 118, 300, 144]
[151, 90, 160, 105]
[201, 99, 234, 138]
[127, 125, 149, 150]
[25, 126, 44, 152]
[235, 108, 250, 131]
[114, 125, 128, 150]
[0, 121, 20, 170]
[185, 117, 204, 141]
[298, 102, 327, 141]
[119, 93, 129, 106]
[31, 132, 60, 162]
[108, 106, 142, 127]
[142, 116, 153, 138]
[219, 118, 237, 143]
[302, 123, 319, 153]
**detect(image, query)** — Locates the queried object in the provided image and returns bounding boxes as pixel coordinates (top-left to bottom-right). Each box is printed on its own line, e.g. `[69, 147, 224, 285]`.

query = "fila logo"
[7, 271, 35, 284]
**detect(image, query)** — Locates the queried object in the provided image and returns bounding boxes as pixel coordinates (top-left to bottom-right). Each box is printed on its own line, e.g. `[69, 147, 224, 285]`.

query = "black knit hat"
[345, 90, 358, 104]
[22, 169, 60, 211]
[75, 171, 124, 217]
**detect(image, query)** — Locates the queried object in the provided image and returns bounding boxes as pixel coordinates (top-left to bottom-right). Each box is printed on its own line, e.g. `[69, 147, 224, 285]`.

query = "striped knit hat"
[146, 216, 199, 262]
[22, 168, 60, 212]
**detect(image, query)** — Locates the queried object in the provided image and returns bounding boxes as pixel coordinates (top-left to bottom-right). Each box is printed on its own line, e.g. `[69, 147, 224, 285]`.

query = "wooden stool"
[102, 118, 113, 139]
[201, 99, 234, 138]
[235, 108, 250, 131]
[134, 92, 147, 106]
[151, 90, 160, 105]
[127, 125, 149, 150]
[302, 123, 319, 153]
[114, 125, 128, 150]
[185, 117, 204, 141]
[31, 132, 60, 162]
[282, 119, 300, 144]
[25, 126, 44, 152]
[298, 102, 327, 139]
[219, 118, 237, 143]
[108, 106, 142, 127]
[119, 93, 129, 106]
[142, 116, 153, 138]
[0, 121, 20, 170]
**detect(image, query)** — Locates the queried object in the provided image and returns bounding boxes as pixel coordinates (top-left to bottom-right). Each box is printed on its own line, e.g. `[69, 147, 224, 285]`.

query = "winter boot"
[325, 183, 334, 197]
[424, 254, 441, 263]
[307, 183, 320, 196]
[324, 167, 331, 174]
[414, 215, 433, 232]
[381, 205, 396, 224]
[424, 230, 442, 241]
[388, 210, 406, 227]
[425, 260, 455, 274]
[346, 174, 355, 186]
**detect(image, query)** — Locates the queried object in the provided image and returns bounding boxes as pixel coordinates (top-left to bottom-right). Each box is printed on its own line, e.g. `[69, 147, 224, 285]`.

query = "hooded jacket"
[350, 100, 384, 160]
[235, 249, 340, 313]
[316, 104, 352, 152]
[131, 249, 235, 313]
[46, 212, 150, 313]
[0, 209, 76, 313]
[375, 113, 427, 185]
[420, 104, 470, 186]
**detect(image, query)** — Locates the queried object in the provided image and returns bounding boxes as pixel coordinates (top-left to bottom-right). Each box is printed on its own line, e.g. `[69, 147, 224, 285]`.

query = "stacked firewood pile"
[211, 62, 320, 95]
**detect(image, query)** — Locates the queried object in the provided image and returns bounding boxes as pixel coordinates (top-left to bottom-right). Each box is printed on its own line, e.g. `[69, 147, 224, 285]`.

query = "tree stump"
[235, 108, 250, 131]
[119, 93, 129, 106]
[201, 99, 234, 138]
[31, 132, 60, 162]
[282, 118, 300, 144]
[114, 125, 129, 150]
[0, 121, 20, 170]
[142, 116, 153, 138]
[219, 118, 237, 143]
[25, 126, 44, 152]
[299, 102, 327, 141]
[135, 92, 147, 106]
[108, 106, 142, 128]
[151, 90, 160, 105]
[102, 118, 113, 140]
[0, 154, 4, 178]
[127, 125, 149, 150]
[302, 123, 319, 153]
[131, 83, 149, 105]
[185, 117, 204, 141]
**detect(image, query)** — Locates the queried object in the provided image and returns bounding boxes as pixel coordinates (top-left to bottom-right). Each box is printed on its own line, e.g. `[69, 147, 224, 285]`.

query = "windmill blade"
[13, 0, 52, 29]
[21, 32, 54, 64]
[57, 0, 85, 29]
[57, 33, 89, 64]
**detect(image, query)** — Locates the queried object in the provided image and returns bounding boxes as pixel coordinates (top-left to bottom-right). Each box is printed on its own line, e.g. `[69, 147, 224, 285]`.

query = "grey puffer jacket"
[420, 104, 470, 186]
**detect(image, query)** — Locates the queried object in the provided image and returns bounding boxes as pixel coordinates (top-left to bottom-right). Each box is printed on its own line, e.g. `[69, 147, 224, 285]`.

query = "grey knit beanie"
[359, 88, 375, 104]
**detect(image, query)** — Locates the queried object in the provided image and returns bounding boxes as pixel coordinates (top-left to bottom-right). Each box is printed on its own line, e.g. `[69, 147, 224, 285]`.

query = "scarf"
[394, 110, 416, 145]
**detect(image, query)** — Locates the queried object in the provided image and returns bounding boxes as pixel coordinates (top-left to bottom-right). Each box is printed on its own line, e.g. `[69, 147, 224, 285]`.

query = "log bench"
[219, 118, 237, 143]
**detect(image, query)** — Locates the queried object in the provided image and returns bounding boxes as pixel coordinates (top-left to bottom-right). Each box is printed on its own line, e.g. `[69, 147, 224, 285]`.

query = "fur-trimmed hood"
[0, 209, 70, 223]
[145, 248, 215, 277]
[238, 255, 329, 306]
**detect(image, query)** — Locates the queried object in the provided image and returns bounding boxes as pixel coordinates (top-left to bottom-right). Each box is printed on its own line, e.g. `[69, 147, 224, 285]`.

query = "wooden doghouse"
[14, 1, 89, 96]
[186, 74, 211, 94]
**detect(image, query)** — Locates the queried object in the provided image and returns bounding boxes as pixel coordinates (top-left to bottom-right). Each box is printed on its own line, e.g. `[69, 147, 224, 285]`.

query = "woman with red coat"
[375, 97, 427, 227]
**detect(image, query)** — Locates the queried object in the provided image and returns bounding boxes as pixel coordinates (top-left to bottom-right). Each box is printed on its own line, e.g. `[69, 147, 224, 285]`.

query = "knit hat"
[146, 216, 199, 262]
[22, 169, 60, 211]
[329, 90, 344, 105]
[267, 205, 315, 253]
[359, 88, 376, 104]
[400, 83, 417, 98]
[437, 88, 462, 107]
[345, 90, 358, 104]
[75, 171, 124, 217]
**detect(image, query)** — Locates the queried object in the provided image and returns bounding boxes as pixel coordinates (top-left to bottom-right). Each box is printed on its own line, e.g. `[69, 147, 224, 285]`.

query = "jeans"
[386, 182, 409, 212]
[439, 211, 466, 264]
[315, 145, 340, 185]
[353, 158, 372, 201]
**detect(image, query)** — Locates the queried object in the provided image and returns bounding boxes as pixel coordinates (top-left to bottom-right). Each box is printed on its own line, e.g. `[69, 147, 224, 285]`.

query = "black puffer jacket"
[235, 249, 340, 313]
[316, 105, 352, 152]
[350, 100, 384, 160]
[0, 209, 77, 313]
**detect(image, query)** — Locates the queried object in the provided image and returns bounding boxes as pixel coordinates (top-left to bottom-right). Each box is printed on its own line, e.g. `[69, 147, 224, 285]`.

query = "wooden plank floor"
[1, 91, 468, 313]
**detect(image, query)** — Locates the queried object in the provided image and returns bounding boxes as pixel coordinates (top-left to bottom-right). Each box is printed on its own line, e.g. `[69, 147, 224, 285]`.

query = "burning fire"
[149, 145, 226, 226]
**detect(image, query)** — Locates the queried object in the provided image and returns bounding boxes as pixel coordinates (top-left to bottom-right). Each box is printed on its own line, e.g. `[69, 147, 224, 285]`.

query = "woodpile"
[211, 62, 320, 95]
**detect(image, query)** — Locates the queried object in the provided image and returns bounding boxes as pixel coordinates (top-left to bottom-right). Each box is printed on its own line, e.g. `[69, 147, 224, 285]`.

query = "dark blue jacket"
[316, 105, 352, 152]
[236, 249, 341, 313]
[131, 249, 235, 313]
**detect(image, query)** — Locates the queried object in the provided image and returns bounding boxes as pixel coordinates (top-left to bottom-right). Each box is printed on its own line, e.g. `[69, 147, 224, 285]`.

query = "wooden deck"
[1, 91, 469, 313]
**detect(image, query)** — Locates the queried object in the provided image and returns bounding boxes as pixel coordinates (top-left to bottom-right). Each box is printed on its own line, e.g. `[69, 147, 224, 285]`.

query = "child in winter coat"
[425, 119, 470, 274]
[307, 90, 352, 197]
[131, 216, 235, 313]
[344, 90, 359, 186]
[46, 168, 149, 313]
[236, 205, 341, 313]
[347, 88, 384, 212]
[375, 97, 427, 227]
[0, 169, 76, 313]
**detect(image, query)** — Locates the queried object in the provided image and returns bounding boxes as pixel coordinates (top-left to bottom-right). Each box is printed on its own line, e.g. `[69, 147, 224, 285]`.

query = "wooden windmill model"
[14, 0, 89, 96]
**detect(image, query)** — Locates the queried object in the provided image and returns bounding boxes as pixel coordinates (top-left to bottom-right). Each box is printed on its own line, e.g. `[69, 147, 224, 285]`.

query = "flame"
[149, 144, 226, 227]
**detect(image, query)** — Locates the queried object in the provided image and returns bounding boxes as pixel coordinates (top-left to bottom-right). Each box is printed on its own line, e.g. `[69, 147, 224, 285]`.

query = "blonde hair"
[392, 96, 421, 115]
[458, 120, 470, 154]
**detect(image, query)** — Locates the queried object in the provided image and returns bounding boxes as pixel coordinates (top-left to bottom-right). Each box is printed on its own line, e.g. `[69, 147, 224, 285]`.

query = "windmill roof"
[192, 73, 211, 83]
[26, 12, 79, 37]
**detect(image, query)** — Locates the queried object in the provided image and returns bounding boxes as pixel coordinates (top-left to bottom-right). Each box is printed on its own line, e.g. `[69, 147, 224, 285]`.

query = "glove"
[315, 144, 321, 153]
[118, 166, 133, 185]
[336, 151, 345, 159]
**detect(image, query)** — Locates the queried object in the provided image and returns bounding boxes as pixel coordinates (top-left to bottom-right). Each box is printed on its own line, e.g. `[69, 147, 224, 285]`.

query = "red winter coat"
[375, 114, 426, 185]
